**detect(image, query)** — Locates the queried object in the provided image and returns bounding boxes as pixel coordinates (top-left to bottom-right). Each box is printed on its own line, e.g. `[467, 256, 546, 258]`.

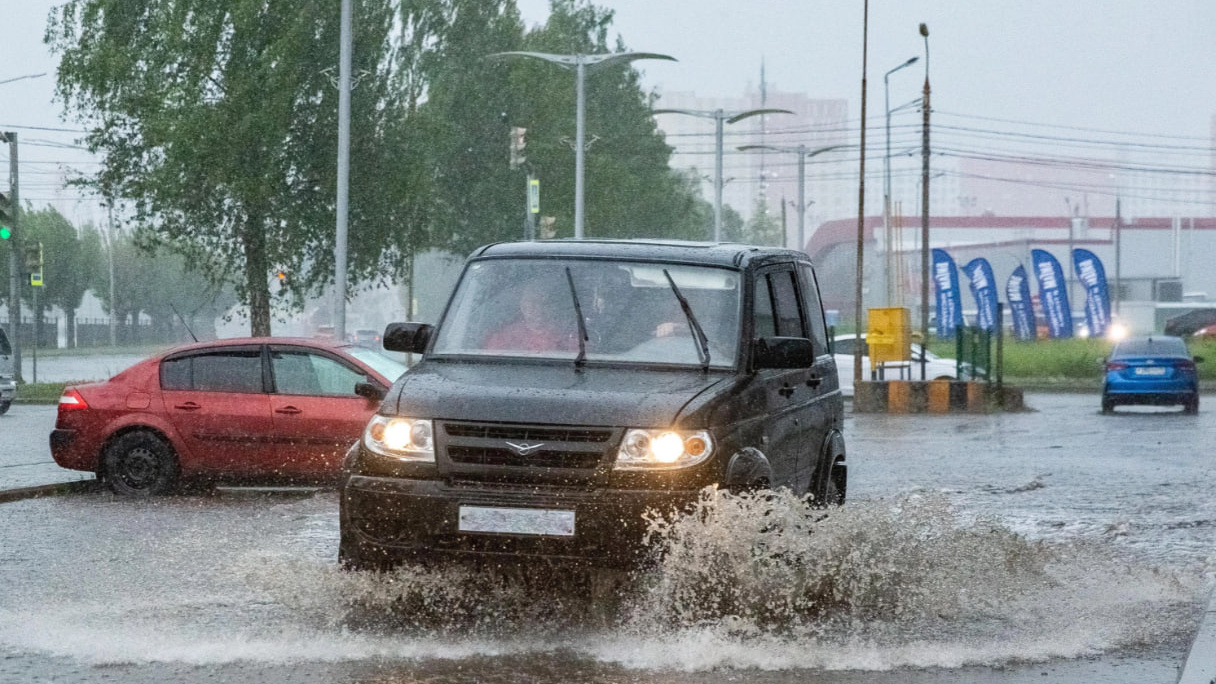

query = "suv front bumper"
[0, 378, 15, 402]
[341, 474, 701, 569]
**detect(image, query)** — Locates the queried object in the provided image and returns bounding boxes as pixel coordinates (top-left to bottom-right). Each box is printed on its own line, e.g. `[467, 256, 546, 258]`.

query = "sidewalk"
[0, 405, 95, 495]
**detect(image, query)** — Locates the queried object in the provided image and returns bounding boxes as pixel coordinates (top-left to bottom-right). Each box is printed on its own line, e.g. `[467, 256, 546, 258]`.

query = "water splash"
[600, 488, 1203, 670]
[247, 489, 1203, 671]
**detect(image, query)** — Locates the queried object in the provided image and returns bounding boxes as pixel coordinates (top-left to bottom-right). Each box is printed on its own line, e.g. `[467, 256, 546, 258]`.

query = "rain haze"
[6, 0, 1216, 226]
[5, 2, 1216, 683]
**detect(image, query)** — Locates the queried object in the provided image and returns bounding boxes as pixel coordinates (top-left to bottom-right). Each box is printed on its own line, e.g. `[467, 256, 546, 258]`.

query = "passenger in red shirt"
[484, 279, 576, 353]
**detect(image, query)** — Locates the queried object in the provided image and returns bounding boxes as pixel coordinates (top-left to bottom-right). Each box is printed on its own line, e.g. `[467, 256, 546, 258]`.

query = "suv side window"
[798, 263, 829, 353]
[774, 270, 808, 338]
[753, 276, 777, 338]
[754, 268, 808, 339]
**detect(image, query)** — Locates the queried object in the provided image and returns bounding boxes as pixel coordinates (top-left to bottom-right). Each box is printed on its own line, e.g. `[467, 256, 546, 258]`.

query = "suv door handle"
[275, 406, 303, 415]
[806, 375, 822, 388]
[778, 384, 795, 398]
[174, 402, 202, 411]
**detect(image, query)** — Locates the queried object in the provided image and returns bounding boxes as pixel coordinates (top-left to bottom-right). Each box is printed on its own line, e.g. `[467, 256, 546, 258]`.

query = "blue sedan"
[1101, 336, 1202, 414]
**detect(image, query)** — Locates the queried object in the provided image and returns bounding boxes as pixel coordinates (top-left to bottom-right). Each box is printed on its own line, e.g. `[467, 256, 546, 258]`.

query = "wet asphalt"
[0, 392, 1214, 683]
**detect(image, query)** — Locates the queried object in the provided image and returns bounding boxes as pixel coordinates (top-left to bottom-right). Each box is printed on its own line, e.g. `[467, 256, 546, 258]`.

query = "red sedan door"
[267, 345, 382, 477]
[158, 346, 277, 476]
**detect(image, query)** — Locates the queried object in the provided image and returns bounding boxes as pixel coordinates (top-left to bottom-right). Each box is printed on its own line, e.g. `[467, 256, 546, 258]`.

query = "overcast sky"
[515, 0, 1216, 139]
[3, 0, 1215, 226]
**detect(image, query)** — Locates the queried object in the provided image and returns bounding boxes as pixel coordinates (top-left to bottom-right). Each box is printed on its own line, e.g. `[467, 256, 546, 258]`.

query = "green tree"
[742, 198, 783, 247]
[15, 207, 103, 347]
[92, 229, 237, 343]
[413, 0, 711, 254]
[48, 0, 403, 336]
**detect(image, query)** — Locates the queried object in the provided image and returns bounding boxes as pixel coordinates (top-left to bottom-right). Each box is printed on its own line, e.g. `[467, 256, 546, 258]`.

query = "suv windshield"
[432, 258, 741, 368]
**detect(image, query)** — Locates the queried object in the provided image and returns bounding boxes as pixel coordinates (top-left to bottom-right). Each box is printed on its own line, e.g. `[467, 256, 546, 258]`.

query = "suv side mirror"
[753, 336, 816, 369]
[1194, 355, 1205, 364]
[383, 322, 433, 354]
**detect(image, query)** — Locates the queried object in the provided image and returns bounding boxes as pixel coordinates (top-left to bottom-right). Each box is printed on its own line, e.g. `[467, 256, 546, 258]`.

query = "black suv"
[339, 240, 845, 569]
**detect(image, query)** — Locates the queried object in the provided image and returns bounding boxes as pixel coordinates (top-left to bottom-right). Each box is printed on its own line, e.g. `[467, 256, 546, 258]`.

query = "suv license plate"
[1134, 367, 1168, 376]
[458, 506, 575, 537]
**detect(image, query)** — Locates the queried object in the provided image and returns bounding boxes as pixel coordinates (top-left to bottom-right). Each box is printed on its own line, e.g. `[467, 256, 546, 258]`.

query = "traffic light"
[509, 126, 526, 170]
[23, 241, 41, 273]
[0, 191, 11, 240]
[275, 270, 289, 289]
[25, 242, 43, 286]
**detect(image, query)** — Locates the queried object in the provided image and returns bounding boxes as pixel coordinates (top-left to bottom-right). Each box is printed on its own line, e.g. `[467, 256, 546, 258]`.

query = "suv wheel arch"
[723, 447, 772, 493]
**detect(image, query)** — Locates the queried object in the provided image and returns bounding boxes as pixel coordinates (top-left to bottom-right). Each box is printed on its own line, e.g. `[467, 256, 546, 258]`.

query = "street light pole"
[490, 51, 677, 239]
[884, 56, 918, 306]
[334, 0, 353, 342]
[2, 131, 20, 382]
[855, 0, 870, 391]
[653, 107, 793, 241]
[738, 144, 850, 251]
[919, 22, 931, 381]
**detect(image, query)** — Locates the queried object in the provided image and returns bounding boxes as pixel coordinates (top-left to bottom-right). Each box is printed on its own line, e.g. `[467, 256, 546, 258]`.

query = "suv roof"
[472, 239, 811, 269]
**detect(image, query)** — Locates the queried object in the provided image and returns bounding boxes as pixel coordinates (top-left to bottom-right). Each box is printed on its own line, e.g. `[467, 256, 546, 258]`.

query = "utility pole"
[3, 132, 21, 383]
[918, 23, 931, 381]
[854, 2, 869, 390]
[106, 201, 118, 346]
[1114, 198, 1122, 316]
[333, 0, 353, 342]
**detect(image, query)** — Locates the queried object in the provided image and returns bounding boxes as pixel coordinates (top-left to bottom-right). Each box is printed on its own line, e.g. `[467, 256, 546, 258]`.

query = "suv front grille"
[444, 422, 613, 444]
[447, 446, 602, 469]
[438, 421, 618, 483]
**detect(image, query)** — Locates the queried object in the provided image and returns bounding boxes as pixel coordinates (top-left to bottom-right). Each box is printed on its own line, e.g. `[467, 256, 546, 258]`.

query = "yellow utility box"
[867, 307, 912, 365]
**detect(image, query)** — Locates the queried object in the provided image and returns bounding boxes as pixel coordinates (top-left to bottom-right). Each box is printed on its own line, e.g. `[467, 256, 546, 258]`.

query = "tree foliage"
[413, 0, 712, 254]
[47, 0, 715, 335]
[90, 227, 237, 341]
[47, 0, 402, 335]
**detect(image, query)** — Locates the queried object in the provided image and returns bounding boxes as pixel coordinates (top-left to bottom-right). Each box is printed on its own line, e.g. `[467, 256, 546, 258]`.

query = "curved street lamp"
[883, 57, 918, 305]
[737, 143, 851, 251]
[653, 107, 793, 241]
[489, 51, 677, 239]
[0, 73, 47, 86]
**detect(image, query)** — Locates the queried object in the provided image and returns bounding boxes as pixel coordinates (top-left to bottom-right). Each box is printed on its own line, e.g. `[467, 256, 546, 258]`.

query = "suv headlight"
[614, 428, 714, 470]
[363, 415, 435, 462]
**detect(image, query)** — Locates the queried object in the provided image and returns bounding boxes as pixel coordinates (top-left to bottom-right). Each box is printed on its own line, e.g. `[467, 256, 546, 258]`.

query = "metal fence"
[0, 317, 161, 348]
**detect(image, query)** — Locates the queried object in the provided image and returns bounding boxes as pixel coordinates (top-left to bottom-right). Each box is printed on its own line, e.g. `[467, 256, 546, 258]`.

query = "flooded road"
[1, 393, 1212, 683]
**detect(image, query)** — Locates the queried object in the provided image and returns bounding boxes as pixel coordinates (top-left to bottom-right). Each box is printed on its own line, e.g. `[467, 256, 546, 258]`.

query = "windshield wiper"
[662, 269, 711, 371]
[565, 267, 589, 367]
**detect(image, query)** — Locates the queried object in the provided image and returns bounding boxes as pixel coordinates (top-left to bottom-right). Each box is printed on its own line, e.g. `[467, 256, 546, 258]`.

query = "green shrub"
[929, 336, 1216, 380]
[17, 382, 68, 403]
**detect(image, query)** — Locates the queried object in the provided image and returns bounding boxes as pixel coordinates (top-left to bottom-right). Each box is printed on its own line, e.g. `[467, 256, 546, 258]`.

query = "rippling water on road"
[1, 393, 1212, 683]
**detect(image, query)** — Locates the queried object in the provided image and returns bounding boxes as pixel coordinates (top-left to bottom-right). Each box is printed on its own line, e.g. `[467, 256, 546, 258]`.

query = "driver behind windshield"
[484, 277, 577, 353]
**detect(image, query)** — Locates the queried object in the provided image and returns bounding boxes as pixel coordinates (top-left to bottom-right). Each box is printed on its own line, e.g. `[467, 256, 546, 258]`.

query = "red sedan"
[50, 337, 406, 496]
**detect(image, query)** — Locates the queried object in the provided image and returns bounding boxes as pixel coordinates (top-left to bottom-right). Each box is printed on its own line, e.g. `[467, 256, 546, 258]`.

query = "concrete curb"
[0, 479, 99, 504]
[853, 380, 1027, 413]
[1178, 591, 1216, 684]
